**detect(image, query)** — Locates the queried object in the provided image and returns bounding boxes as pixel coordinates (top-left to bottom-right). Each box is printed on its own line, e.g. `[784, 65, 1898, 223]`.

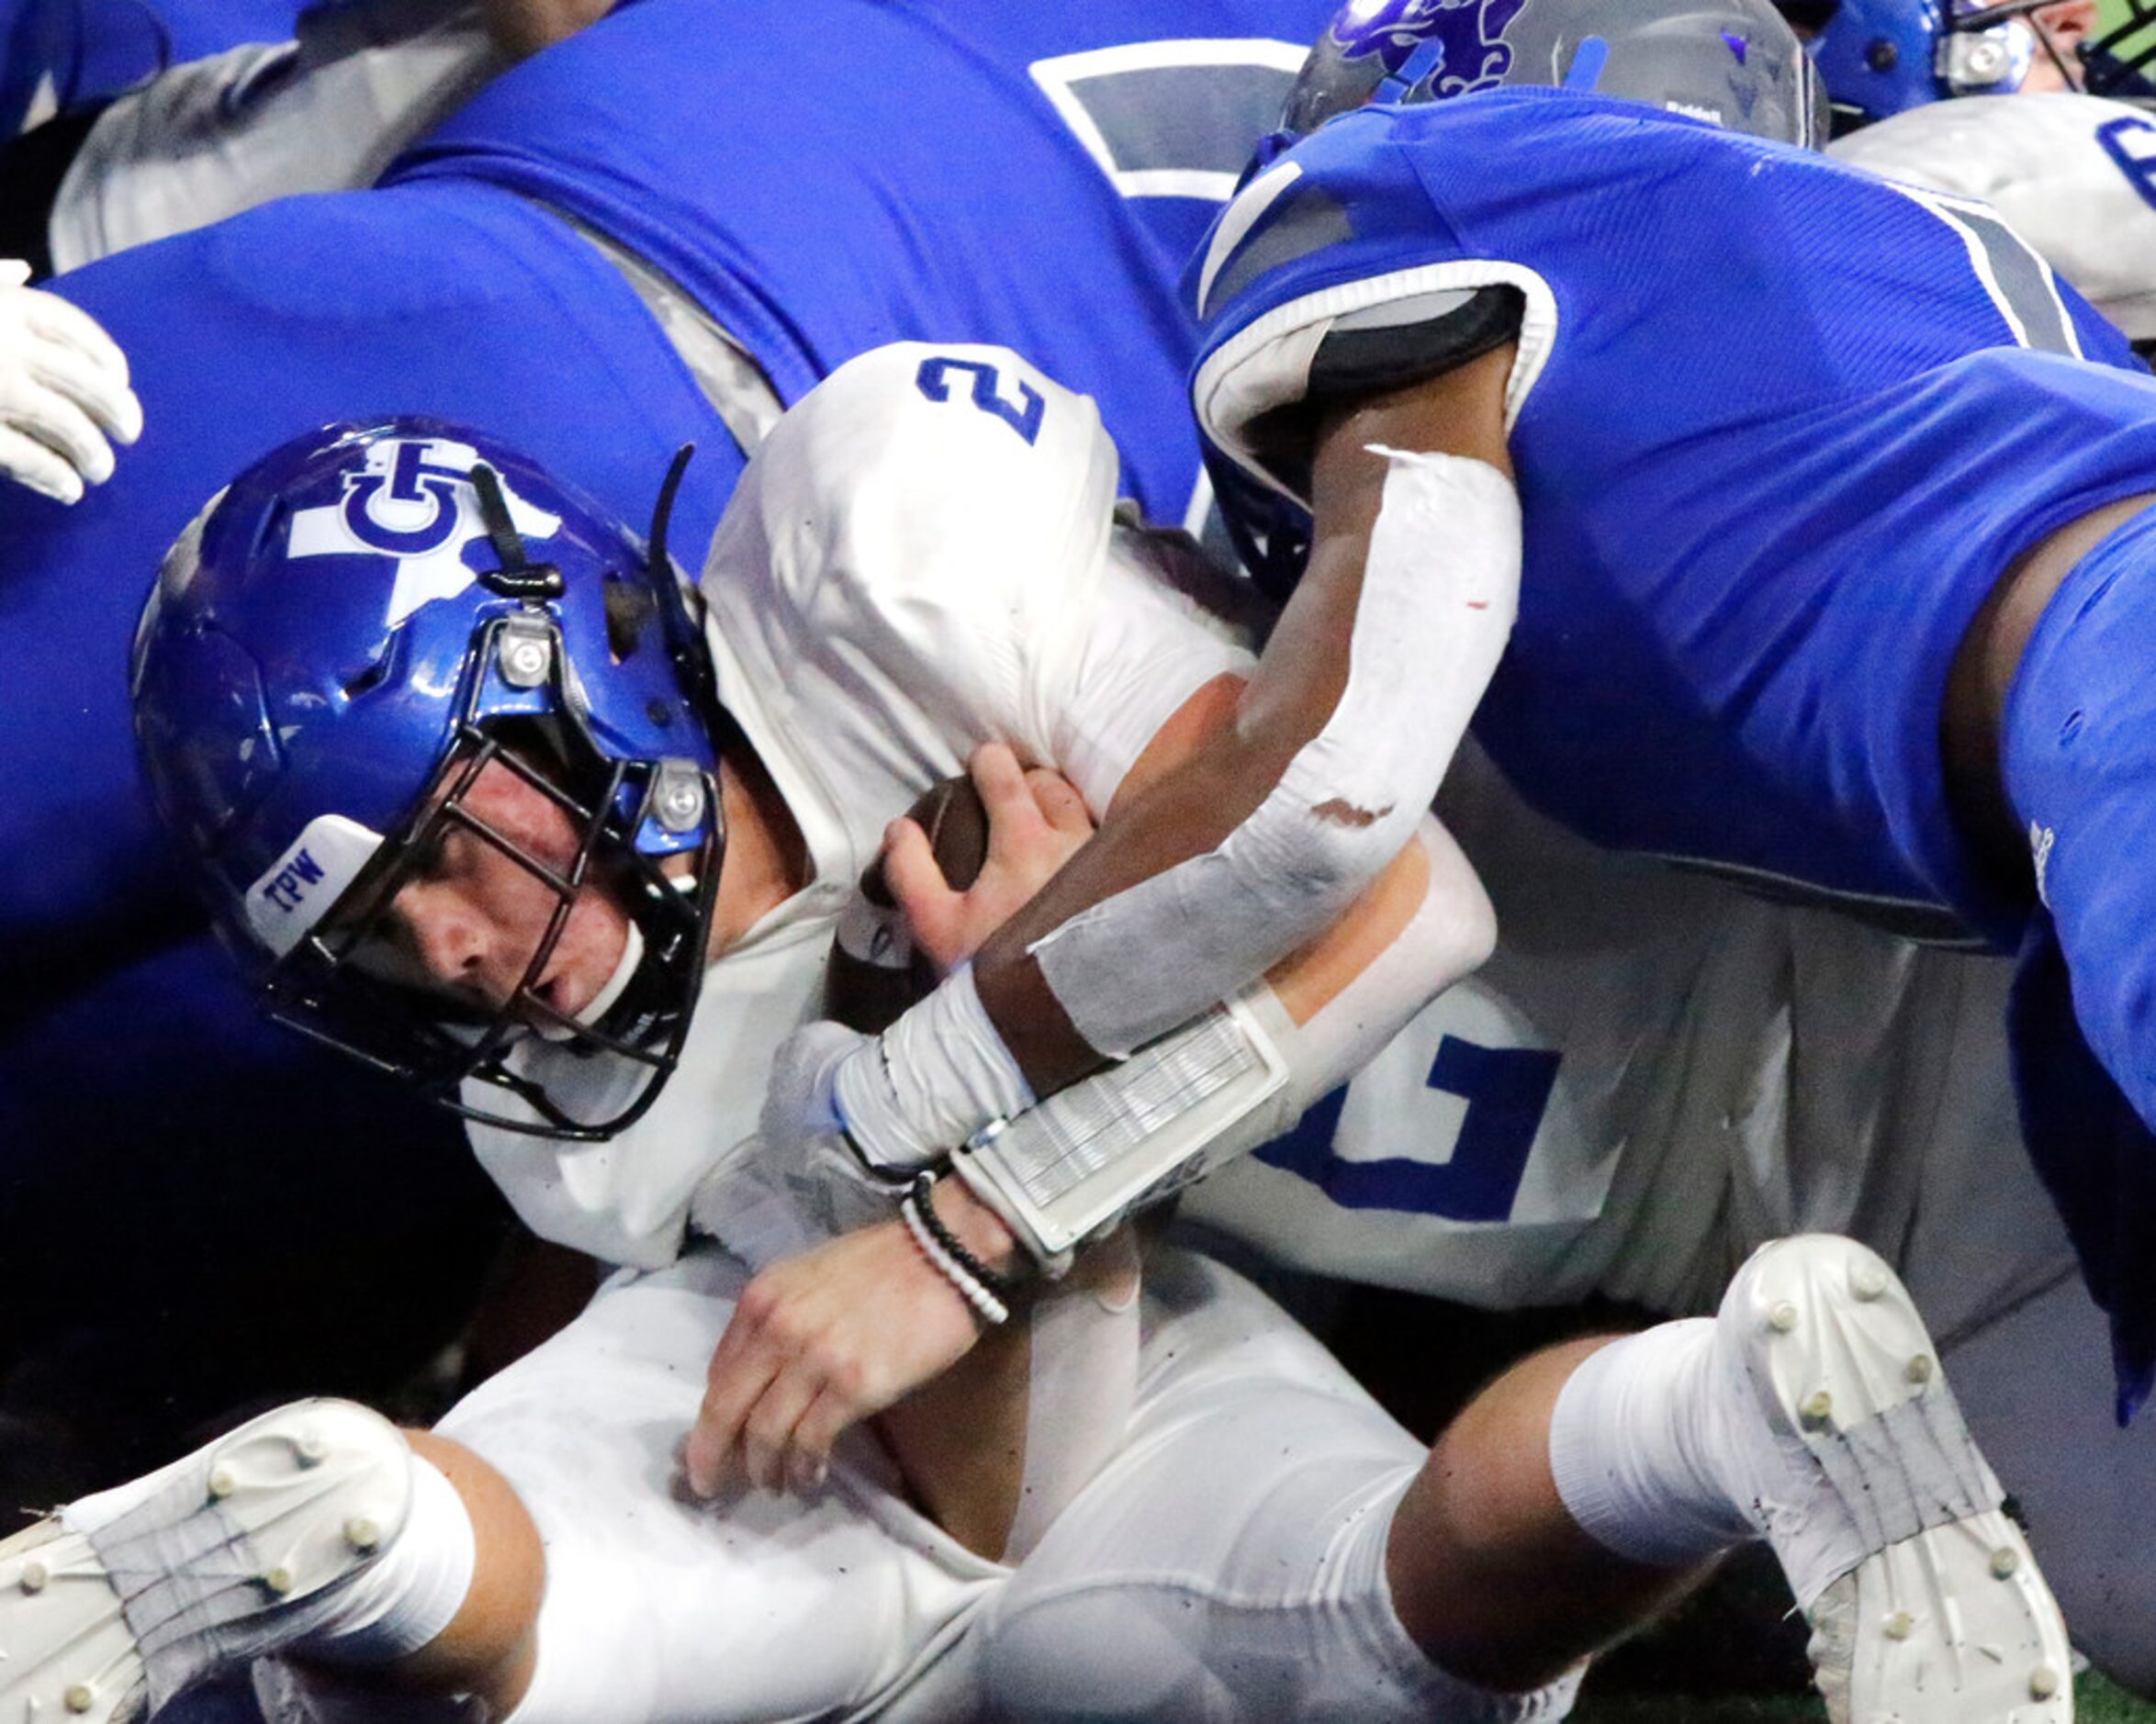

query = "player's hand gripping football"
[687, 750, 1095, 1498]
[880, 743, 1095, 976]
[0, 262, 142, 504]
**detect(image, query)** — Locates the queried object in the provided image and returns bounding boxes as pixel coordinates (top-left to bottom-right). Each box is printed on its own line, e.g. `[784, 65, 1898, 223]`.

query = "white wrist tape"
[832, 964, 1035, 1171]
[952, 988, 1297, 1273]
[1029, 449, 1519, 1057]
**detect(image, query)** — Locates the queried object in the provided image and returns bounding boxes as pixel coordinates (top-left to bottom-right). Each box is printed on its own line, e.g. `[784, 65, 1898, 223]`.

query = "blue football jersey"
[1193, 87, 2156, 1409]
[388, 0, 1332, 527]
[1194, 88, 2156, 944]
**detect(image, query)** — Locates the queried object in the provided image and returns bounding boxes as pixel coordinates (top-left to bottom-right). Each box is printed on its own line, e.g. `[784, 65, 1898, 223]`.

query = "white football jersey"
[1184, 741, 2059, 1328]
[468, 342, 1250, 1266]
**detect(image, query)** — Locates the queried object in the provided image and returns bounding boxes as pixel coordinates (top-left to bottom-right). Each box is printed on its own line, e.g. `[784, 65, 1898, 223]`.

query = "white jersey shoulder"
[698, 341, 1133, 879]
[1831, 93, 2156, 343]
[708, 340, 1121, 776]
[469, 343, 1249, 1268]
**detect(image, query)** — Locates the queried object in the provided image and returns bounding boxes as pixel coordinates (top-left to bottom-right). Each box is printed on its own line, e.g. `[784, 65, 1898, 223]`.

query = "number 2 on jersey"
[915, 356, 1046, 444]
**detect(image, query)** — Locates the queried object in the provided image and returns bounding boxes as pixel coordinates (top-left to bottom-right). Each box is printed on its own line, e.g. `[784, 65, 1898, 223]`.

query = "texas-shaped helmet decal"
[287, 436, 562, 627]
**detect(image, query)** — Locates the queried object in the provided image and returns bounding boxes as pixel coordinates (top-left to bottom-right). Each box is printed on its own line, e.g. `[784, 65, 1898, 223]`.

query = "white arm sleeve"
[1031, 445, 1520, 1057]
[1051, 531, 1255, 818]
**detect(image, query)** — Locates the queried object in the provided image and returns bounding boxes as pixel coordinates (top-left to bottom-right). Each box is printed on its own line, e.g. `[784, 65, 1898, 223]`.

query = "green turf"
[1570, 1670, 2155, 1721]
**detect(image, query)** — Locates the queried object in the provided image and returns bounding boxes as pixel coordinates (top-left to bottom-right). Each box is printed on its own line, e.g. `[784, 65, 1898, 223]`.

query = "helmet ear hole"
[341, 655, 392, 702]
[602, 572, 657, 665]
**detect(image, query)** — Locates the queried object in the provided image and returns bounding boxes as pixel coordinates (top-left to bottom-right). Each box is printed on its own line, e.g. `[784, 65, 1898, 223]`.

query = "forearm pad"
[955, 817, 1494, 1271]
[1029, 449, 1519, 1058]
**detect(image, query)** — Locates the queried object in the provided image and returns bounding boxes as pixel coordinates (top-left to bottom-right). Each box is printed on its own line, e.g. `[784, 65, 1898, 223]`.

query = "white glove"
[0, 260, 143, 504]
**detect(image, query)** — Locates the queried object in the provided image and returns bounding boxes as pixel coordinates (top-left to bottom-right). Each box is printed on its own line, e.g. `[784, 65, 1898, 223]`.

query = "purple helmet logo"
[1329, 0, 1533, 99]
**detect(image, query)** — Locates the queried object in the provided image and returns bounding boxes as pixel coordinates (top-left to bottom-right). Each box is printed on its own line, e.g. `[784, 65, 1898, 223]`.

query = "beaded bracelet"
[900, 1173, 1012, 1327]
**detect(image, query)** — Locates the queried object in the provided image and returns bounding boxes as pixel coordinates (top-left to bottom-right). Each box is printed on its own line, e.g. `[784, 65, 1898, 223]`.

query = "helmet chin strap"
[534, 921, 646, 1043]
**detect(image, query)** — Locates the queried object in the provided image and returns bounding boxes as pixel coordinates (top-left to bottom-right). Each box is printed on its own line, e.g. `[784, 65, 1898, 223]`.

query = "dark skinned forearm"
[973, 343, 1520, 1094]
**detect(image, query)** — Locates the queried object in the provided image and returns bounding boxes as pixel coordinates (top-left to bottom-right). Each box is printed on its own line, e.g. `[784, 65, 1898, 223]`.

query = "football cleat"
[1717, 1237, 2072, 1724]
[0, 1399, 412, 1721]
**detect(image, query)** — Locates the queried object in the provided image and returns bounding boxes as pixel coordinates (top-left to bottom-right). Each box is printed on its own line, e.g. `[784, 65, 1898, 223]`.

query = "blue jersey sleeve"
[1189, 105, 1556, 505]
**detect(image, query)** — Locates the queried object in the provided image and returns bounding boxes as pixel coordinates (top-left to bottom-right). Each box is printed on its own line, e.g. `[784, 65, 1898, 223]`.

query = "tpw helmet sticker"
[287, 437, 563, 627]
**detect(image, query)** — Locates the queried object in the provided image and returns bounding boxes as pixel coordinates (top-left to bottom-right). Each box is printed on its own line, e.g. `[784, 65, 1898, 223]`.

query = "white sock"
[287, 1454, 477, 1667]
[1545, 1322, 1759, 1571]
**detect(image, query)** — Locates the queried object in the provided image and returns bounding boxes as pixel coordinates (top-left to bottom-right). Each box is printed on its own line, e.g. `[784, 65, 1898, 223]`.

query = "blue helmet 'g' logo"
[339, 441, 473, 557]
[1330, 0, 1533, 99]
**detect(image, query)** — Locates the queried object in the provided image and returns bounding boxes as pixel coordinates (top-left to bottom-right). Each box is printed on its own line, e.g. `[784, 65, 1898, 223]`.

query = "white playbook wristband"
[950, 987, 1297, 1271]
[831, 963, 1035, 1172]
[1029, 447, 1521, 1058]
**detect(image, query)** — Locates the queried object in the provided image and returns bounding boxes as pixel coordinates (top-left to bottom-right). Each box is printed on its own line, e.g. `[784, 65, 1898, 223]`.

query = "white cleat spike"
[0, 1519, 140, 1723]
[0, 1400, 410, 1722]
[1723, 1237, 2074, 1724]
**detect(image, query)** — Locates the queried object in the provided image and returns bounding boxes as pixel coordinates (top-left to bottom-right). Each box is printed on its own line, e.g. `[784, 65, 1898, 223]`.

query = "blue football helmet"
[131, 420, 727, 1140]
[1794, 2, 2148, 128]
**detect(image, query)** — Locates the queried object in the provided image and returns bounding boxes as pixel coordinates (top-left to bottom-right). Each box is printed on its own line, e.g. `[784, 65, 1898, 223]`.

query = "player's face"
[348, 758, 633, 1026]
[2025, 0, 2096, 90]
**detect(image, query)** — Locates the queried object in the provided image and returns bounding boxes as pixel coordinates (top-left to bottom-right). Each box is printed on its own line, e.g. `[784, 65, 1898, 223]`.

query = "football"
[825, 773, 989, 1033]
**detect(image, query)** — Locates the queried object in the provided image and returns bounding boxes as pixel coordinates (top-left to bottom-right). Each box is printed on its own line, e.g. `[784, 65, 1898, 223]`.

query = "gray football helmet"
[1282, 0, 1828, 150]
